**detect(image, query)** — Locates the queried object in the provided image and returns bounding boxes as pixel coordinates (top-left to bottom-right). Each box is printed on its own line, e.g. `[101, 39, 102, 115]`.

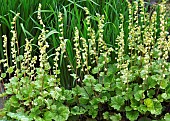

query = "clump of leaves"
[0, 5, 69, 120]
[3, 70, 69, 121]
[0, 0, 170, 121]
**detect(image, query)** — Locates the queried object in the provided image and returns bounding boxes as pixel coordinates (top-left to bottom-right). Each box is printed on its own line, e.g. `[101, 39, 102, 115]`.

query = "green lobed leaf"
[94, 84, 103, 92]
[110, 96, 124, 110]
[7, 67, 14, 74]
[161, 93, 168, 99]
[134, 90, 145, 101]
[107, 64, 117, 76]
[164, 113, 170, 121]
[160, 79, 168, 89]
[79, 97, 89, 104]
[147, 89, 155, 98]
[29, 106, 41, 119]
[151, 100, 162, 115]
[71, 106, 86, 115]
[44, 111, 54, 121]
[110, 113, 122, 121]
[1, 73, 6, 78]
[9, 96, 20, 108]
[144, 98, 154, 108]
[125, 106, 132, 111]
[52, 104, 70, 121]
[16, 55, 24, 62]
[88, 107, 98, 119]
[130, 99, 140, 110]
[7, 112, 31, 121]
[83, 75, 97, 86]
[92, 67, 100, 74]
[126, 111, 139, 121]
[92, 63, 104, 74]
[103, 112, 109, 120]
[90, 98, 99, 109]
[147, 76, 157, 89]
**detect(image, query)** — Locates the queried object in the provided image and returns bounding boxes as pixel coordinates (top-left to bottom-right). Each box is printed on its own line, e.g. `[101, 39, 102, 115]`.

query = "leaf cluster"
[0, 0, 170, 121]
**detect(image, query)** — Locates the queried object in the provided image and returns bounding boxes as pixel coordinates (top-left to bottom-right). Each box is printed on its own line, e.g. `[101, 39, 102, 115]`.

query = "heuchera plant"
[0, 0, 170, 121]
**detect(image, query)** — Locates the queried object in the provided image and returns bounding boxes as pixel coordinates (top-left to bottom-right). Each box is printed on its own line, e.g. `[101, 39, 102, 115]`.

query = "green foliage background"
[0, 0, 126, 88]
[0, 0, 170, 121]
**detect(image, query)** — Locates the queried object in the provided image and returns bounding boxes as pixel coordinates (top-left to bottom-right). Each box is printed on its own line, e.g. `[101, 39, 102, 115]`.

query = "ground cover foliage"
[0, 0, 170, 120]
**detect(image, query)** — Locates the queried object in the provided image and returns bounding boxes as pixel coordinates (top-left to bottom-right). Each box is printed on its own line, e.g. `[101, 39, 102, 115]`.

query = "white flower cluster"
[116, 14, 125, 69]
[21, 38, 37, 78]
[97, 13, 107, 53]
[73, 27, 81, 70]
[58, 12, 65, 53]
[37, 4, 50, 70]
[2, 35, 8, 68]
[53, 46, 60, 78]
[81, 7, 91, 72]
[84, 10, 98, 65]
[53, 12, 66, 83]
[158, 2, 169, 61]
[118, 0, 170, 84]
[89, 28, 97, 64]
[116, 14, 130, 84]
[10, 13, 20, 68]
